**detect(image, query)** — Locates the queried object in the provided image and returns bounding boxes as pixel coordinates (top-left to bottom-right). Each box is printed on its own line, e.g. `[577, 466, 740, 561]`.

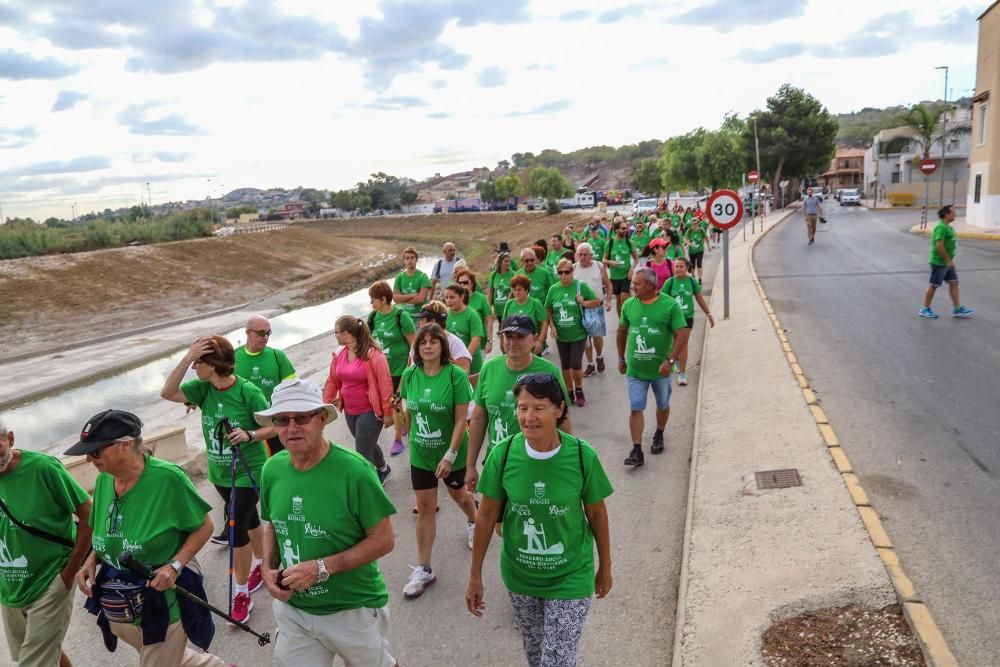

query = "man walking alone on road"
[617, 268, 690, 467]
[0, 418, 92, 667]
[919, 205, 974, 319]
[802, 188, 822, 245]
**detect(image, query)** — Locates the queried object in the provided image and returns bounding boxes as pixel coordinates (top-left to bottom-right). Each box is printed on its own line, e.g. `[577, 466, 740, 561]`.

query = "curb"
[749, 217, 959, 667]
[908, 224, 1000, 241]
[671, 211, 794, 666]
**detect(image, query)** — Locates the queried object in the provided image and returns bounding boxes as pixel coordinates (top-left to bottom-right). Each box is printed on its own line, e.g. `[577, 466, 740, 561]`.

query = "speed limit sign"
[706, 189, 744, 229]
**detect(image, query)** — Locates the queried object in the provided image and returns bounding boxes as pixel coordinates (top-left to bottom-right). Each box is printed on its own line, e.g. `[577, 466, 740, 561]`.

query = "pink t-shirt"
[334, 354, 372, 416]
[649, 258, 673, 290]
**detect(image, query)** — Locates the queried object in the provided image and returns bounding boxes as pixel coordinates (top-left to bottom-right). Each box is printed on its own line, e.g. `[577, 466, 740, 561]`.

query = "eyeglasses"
[272, 410, 324, 427]
[516, 372, 559, 387]
[457, 280, 472, 286]
[248, 329, 272, 337]
[88, 441, 119, 460]
[557, 270, 573, 275]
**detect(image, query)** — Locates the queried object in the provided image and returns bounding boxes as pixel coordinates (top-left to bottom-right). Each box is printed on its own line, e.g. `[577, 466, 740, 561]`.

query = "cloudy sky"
[0, 0, 984, 221]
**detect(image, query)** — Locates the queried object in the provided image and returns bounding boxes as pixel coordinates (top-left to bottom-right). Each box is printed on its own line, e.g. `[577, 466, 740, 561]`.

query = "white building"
[863, 107, 972, 207]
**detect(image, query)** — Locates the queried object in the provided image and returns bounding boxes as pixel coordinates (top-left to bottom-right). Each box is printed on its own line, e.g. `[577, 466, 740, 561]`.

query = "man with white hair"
[257, 379, 398, 667]
[235, 315, 297, 456]
[0, 418, 92, 667]
[575, 242, 613, 377]
[430, 242, 459, 298]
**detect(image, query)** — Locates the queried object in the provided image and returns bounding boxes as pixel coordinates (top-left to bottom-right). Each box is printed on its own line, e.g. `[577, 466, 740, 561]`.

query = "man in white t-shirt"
[430, 243, 458, 298]
[574, 242, 613, 377]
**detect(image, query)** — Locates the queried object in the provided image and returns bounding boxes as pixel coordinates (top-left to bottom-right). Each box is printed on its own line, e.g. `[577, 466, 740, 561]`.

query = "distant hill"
[834, 98, 970, 147]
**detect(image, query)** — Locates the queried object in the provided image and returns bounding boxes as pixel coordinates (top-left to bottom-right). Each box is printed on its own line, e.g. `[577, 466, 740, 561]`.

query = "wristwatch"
[247, 430, 257, 442]
[168, 559, 183, 575]
[316, 558, 329, 583]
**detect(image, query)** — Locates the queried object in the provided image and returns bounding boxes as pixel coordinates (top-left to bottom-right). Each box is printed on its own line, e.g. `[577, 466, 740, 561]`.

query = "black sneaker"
[624, 446, 644, 467]
[378, 464, 392, 486]
[583, 364, 596, 377]
[651, 431, 664, 454]
[210, 526, 229, 546]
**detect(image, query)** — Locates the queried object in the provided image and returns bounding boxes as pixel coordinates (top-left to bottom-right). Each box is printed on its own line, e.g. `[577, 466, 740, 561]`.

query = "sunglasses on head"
[272, 410, 324, 427]
[516, 372, 558, 388]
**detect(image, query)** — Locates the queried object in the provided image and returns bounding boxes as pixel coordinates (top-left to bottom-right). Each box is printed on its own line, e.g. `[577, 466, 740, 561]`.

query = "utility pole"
[935, 66, 949, 208]
[754, 118, 762, 232]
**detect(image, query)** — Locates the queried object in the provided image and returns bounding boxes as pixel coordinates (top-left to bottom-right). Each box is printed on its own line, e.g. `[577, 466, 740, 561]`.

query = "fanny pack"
[99, 578, 146, 624]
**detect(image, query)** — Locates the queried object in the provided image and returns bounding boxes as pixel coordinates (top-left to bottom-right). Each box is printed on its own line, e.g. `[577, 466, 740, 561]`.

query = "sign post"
[919, 159, 938, 230]
[706, 190, 744, 320]
[748, 171, 760, 234]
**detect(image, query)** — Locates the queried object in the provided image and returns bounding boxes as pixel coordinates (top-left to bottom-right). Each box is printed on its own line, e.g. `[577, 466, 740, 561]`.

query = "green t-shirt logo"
[0, 536, 28, 569]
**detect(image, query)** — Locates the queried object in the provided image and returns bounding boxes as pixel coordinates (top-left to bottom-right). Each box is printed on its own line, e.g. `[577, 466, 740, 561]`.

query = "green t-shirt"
[478, 432, 613, 600]
[661, 275, 702, 319]
[670, 214, 682, 229]
[260, 446, 396, 615]
[0, 451, 88, 608]
[90, 456, 211, 624]
[488, 269, 516, 316]
[400, 364, 474, 472]
[666, 244, 685, 261]
[686, 228, 707, 254]
[393, 270, 432, 314]
[620, 294, 688, 380]
[631, 230, 651, 256]
[929, 221, 956, 266]
[474, 356, 570, 451]
[501, 297, 547, 334]
[370, 307, 416, 377]
[604, 237, 634, 280]
[447, 307, 486, 374]
[235, 346, 296, 403]
[545, 250, 564, 270]
[468, 291, 492, 331]
[544, 281, 597, 343]
[181, 377, 269, 488]
[517, 267, 554, 302]
[684, 211, 694, 224]
[587, 235, 607, 261]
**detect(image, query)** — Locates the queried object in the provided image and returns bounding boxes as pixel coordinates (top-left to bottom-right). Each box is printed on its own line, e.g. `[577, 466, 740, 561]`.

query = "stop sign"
[919, 159, 938, 176]
[748, 170, 760, 183]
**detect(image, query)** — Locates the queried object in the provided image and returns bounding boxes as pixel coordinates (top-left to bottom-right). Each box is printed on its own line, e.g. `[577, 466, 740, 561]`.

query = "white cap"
[254, 379, 337, 426]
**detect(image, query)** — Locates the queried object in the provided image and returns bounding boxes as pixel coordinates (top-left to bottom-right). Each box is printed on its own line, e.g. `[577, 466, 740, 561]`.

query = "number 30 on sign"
[706, 190, 744, 229]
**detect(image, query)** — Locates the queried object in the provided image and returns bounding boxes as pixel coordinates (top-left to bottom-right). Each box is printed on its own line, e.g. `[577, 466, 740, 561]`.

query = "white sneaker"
[467, 522, 475, 550]
[678, 372, 688, 386]
[403, 565, 436, 599]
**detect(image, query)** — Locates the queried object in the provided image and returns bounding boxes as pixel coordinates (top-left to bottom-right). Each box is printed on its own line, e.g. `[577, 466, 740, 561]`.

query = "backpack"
[368, 309, 403, 337]
[495, 433, 586, 520]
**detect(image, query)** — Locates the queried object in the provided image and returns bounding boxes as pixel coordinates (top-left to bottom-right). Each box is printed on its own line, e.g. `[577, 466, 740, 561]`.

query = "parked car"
[632, 198, 659, 215]
[840, 189, 861, 206]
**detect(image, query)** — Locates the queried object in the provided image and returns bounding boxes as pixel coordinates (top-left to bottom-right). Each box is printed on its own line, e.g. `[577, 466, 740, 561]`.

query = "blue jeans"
[626, 375, 672, 411]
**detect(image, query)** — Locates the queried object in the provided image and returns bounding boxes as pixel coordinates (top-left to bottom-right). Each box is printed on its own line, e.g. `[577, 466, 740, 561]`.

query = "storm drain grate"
[755, 468, 802, 490]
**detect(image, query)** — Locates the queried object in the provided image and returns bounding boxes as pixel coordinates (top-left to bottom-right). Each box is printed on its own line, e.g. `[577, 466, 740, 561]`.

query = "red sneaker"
[247, 564, 263, 594]
[231, 592, 253, 624]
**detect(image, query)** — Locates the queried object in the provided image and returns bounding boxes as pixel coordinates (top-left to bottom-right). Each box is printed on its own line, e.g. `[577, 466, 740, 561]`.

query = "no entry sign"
[747, 170, 760, 183]
[919, 159, 938, 176]
[706, 190, 744, 229]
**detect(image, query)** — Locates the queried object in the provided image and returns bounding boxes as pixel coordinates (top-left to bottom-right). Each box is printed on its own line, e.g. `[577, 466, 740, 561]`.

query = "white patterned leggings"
[508, 591, 593, 667]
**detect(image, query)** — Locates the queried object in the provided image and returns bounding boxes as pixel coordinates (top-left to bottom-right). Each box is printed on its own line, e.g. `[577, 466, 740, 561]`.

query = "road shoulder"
[674, 210, 899, 665]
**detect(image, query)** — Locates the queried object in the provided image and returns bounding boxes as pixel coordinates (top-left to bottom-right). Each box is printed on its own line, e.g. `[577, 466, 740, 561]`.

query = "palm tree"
[897, 104, 971, 160]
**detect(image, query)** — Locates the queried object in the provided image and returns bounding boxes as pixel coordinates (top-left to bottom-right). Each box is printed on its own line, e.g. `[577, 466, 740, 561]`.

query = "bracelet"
[248, 430, 256, 442]
[442, 449, 459, 464]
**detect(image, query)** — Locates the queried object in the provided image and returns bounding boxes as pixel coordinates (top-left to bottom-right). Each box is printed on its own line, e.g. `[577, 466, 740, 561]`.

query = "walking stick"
[118, 552, 271, 646]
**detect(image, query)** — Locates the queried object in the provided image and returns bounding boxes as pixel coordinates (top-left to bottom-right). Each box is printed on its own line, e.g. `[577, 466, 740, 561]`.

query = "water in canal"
[9, 257, 434, 452]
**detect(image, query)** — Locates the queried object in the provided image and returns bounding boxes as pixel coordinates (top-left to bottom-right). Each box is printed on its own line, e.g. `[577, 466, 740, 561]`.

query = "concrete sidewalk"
[673, 210, 899, 665]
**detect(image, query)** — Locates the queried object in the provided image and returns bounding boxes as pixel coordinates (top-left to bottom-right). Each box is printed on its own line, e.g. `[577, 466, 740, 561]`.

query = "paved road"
[755, 205, 1000, 666]
[6, 238, 729, 666]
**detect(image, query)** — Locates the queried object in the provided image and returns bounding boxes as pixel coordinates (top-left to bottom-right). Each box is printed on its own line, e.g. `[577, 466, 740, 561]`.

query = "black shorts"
[556, 339, 587, 370]
[689, 251, 704, 269]
[684, 317, 694, 329]
[391, 375, 401, 392]
[213, 484, 260, 548]
[610, 278, 631, 295]
[411, 465, 466, 491]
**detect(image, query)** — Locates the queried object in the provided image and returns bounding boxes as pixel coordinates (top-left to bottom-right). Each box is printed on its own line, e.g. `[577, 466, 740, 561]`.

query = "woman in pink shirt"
[323, 315, 395, 483]
[645, 238, 674, 290]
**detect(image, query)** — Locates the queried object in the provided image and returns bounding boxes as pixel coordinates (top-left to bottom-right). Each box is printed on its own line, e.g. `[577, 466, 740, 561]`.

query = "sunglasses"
[248, 329, 272, 337]
[272, 410, 325, 427]
[557, 270, 573, 275]
[516, 372, 559, 388]
[88, 440, 120, 460]
[457, 280, 472, 286]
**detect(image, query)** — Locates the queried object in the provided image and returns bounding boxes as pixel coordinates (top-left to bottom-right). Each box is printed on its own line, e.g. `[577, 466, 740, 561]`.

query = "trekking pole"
[228, 448, 236, 616]
[118, 552, 271, 646]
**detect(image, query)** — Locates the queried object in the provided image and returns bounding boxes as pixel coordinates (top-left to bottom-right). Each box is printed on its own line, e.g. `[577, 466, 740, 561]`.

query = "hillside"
[834, 97, 969, 147]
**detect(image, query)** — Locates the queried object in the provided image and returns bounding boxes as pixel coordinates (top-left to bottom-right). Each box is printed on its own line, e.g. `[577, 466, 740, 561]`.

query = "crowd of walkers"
[0, 207, 716, 667]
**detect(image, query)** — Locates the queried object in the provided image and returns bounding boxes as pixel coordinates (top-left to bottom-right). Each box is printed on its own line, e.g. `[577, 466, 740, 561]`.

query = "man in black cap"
[465, 315, 573, 492]
[0, 417, 92, 667]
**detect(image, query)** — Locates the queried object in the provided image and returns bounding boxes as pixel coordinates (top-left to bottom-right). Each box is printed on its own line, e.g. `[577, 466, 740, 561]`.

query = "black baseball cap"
[416, 308, 447, 326]
[65, 409, 143, 456]
[500, 314, 535, 337]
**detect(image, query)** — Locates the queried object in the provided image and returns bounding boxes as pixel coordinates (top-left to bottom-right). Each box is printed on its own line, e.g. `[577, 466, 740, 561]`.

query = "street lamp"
[935, 65, 949, 208]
